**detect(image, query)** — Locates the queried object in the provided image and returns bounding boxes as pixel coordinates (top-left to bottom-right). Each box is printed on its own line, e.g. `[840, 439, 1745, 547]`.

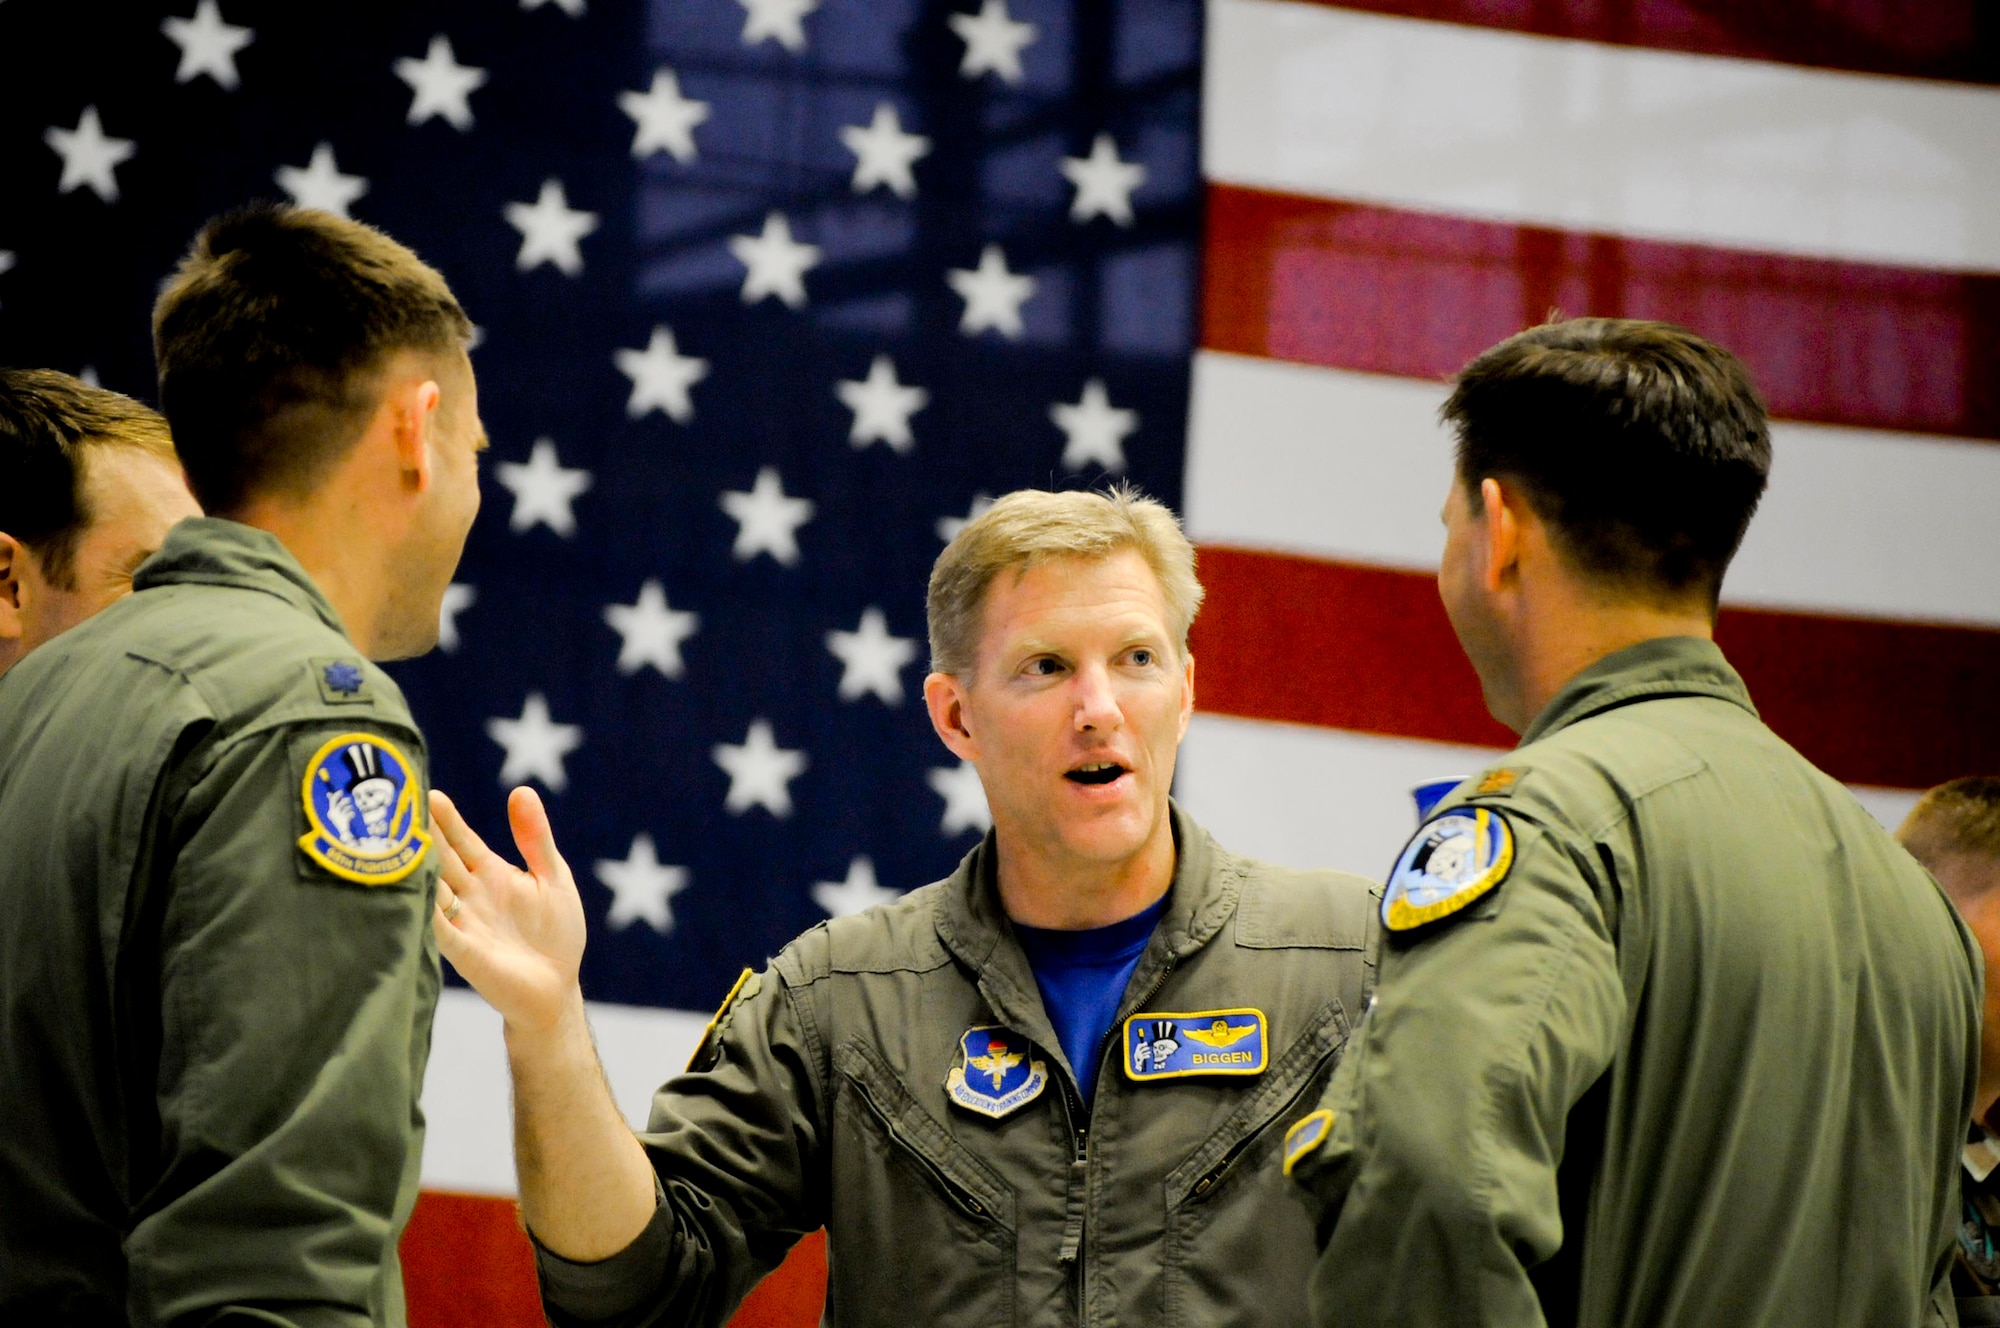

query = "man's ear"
[1176, 652, 1195, 743]
[0, 532, 28, 643]
[384, 376, 442, 493]
[1479, 477, 1524, 594]
[923, 671, 978, 763]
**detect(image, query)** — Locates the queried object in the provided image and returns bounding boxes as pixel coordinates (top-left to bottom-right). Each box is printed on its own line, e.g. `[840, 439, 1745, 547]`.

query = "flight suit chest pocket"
[830, 1039, 1018, 1323]
[1161, 998, 1350, 1326]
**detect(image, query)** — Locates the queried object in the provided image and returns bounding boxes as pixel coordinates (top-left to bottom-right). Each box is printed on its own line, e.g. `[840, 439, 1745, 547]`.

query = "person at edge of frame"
[1900, 778, 2000, 1328]
[0, 203, 484, 1327]
[1283, 317, 1981, 1328]
[0, 367, 200, 679]
[428, 485, 1381, 1327]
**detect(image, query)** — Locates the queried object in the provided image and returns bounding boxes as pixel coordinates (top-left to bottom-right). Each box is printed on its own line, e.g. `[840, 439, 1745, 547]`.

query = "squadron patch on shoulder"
[298, 733, 429, 885]
[946, 1026, 1049, 1119]
[1123, 1008, 1268, 1081]
[1282, 1108, 1336, 1176]
[1382, 806, 1515, 932]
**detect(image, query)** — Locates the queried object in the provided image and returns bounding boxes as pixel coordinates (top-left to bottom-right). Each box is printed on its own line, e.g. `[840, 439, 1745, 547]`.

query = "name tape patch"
[299, 732, 429, 885]
[1123, 1008, 1268, 1081]
[1382, 806, 1515, 931]
[946, 1026, 1049, 1119]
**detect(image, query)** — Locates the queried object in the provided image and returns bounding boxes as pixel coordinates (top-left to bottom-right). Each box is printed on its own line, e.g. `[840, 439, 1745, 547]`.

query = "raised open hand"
[430, 786, 589, 1035]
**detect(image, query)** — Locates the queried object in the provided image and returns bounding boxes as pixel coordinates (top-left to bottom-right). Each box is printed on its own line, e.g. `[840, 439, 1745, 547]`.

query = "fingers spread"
[430, 788, 499, 875]
[509, 785, 571, 885]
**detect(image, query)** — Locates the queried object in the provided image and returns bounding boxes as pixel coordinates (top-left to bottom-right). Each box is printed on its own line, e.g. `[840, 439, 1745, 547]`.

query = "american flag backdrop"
[3, 2, 1998, 1326]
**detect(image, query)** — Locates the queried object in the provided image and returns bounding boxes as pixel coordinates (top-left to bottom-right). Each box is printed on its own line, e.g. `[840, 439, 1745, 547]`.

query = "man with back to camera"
[426, 486, 1380, 1326]
[1283, 318, 1981, 1327]
[0, 204, 485, 1326]
[1897, 778, 2000, 1325]
[0, 368, 201, 678]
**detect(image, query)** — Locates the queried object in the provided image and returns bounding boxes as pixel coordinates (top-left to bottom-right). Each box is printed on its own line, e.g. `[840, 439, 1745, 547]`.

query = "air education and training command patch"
[1124, 1008, 1268, 1081]
[1382, 806, 1515, 932]
[299, 733, 430, 885]
[946, 1026, 1050, 1119]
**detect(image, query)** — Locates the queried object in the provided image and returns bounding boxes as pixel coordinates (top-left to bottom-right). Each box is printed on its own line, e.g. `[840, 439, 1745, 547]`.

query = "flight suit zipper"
[1058, 955, 1179, 1328]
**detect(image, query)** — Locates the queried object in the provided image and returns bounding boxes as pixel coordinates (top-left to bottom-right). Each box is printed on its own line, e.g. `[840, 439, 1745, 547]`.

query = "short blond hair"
[926, 484, 1204, 676]
[1899, 777, 2000, 870]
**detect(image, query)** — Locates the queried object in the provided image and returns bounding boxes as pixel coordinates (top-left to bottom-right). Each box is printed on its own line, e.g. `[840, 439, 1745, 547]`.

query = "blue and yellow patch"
[1382, 806, 1514, 931]
[298, 732, 429, 885]
[1123, 1008, 1267, 1081]
[946, 1026, 1049, 1119]
[1282, 1108, 1335, 1176]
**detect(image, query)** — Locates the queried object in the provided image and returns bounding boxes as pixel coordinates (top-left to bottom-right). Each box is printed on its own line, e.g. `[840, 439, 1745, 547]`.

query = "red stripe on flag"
[1282, 0, 2000, 87]
[1202, 185, 2000, 443]
[1190, 545, 2000, 791]
[400, 1192, 827, 1328]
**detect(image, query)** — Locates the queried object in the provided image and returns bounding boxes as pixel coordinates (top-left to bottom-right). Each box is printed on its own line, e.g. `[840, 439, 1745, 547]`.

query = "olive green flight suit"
[536, 804, 1377, 1327]
[0, 518, 440, 1327]
[1288, 636, 1981, 1328]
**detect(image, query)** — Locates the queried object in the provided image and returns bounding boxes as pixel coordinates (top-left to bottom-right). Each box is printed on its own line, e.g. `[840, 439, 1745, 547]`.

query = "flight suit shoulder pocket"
[1166, 996, 1351, 1208]
[833, 1038, 1015, 1229]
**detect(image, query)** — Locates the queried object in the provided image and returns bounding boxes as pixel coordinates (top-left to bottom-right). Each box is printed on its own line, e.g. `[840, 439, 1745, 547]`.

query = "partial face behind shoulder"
[32, 446, 200, 647]
[927, 547, 1193, 872]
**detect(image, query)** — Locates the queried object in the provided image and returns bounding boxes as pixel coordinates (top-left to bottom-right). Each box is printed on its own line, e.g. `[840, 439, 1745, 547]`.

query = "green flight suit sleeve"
[536, 964, 828, 1328]
[1290, 809, 1624, 1328]
[127, 720, 438, 1328]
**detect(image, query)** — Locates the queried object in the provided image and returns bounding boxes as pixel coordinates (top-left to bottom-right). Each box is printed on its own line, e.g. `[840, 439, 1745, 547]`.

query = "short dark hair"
[0, 369, 177, 588]
[153, 204, 472, 514]
[1441, 318, 1772, 606]
[1899, 777, 2000, 868]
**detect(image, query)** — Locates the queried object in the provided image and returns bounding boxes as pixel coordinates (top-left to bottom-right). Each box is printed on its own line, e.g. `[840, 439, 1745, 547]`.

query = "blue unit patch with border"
[1123, 1008, 1268, 1081]
[946, 1026, 1050, 1119]
[1382, 806, 1515, 931]
[299, 732, 430, 885]
[1283, 1108, 1335, 1176]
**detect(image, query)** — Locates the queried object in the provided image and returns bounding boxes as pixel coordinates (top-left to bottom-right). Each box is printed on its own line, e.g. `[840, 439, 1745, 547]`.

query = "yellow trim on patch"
[296, 732, 430, 885]
[1283, 1108, 1336, 1176]
[687, 967, 757, 1072]
[1383, 807, 1514, 931]
[1121, 1007, 1268, 1081]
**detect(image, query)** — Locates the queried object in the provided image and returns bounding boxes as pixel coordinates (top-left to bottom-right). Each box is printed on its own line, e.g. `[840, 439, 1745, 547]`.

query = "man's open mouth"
[1065, 762, 1128, 786]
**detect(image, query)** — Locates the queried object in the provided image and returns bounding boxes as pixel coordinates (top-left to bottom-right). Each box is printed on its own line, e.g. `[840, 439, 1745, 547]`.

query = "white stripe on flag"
[1205, 0, 2000, 272]
[1177, 712, 1922, 879]
[1184, 351, 2000, 628]
[421, 989, 707, 1195]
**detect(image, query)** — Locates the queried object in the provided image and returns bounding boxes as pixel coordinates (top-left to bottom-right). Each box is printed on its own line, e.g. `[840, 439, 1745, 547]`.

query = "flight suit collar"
[135, 517, 353, 640]
[1518, 635, 1758, 748]
[933, 800, 1241, 1092]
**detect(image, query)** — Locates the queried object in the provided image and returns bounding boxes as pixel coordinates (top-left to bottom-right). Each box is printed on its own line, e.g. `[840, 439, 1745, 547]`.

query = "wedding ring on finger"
[442, 891, 463, 922]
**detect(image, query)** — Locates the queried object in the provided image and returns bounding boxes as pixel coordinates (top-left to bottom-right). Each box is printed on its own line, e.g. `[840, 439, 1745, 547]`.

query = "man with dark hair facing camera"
[0, 205, 483, 1326]
[1284, 319, 1980, 1327]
